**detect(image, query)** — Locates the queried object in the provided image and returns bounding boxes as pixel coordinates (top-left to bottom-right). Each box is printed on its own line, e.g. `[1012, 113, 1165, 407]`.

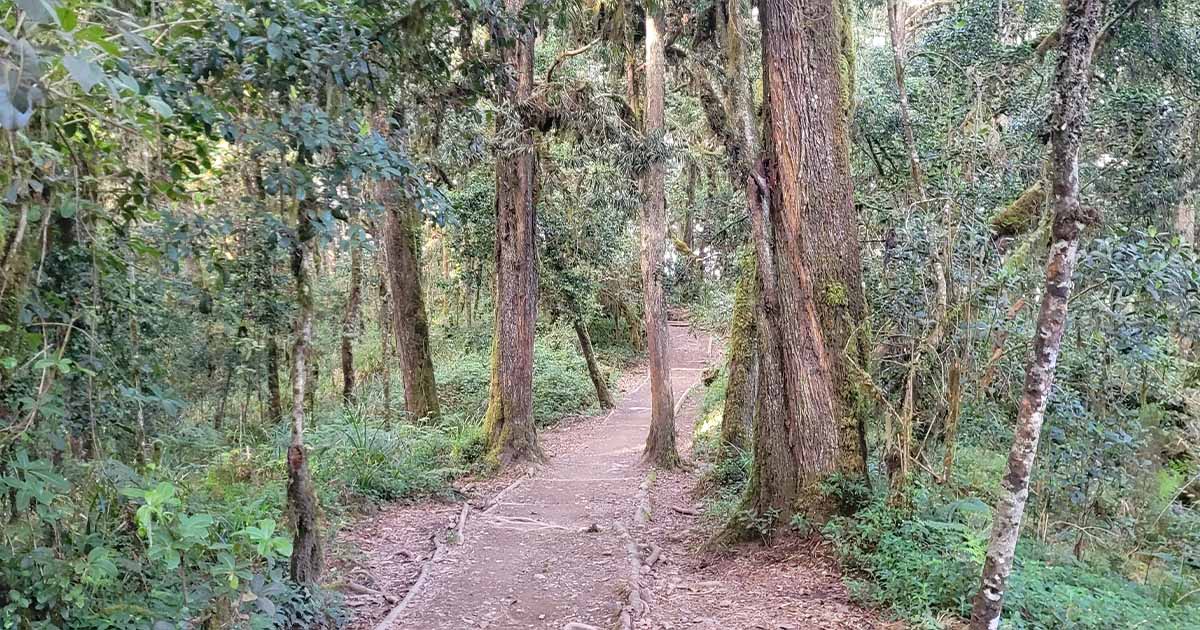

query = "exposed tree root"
[634, 474, 654, 524]
[482, 470, 533, 514]
[453, 503, 470, 544]
[332, 580, 398, 604]
[372, 533, 446, 630]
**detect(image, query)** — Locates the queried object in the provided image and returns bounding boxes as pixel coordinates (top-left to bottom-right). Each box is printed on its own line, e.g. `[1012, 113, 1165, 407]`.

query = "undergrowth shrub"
[825, 491, 1200, 629]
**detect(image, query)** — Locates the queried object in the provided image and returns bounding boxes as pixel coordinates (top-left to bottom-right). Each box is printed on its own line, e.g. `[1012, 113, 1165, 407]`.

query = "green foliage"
[827, 491, 1200, 629]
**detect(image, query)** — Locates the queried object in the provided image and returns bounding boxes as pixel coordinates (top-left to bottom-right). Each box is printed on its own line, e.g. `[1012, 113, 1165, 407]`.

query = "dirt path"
[333, 324, 886, 629]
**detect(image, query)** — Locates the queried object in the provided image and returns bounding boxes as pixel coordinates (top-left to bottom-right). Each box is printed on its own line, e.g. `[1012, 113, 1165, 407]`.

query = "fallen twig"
[670, 505, 700, 516]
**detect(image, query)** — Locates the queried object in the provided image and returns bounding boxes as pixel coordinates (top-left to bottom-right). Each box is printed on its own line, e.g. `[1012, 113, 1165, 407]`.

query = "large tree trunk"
[287, 199, 323, 584]
[641, 5, 680, 469]
[340, 234, 363, 405]
[970, 1, 1103, 626]
[574, 319, 615, 410]
[739, 0, 863, 527]
[720, 252, 758, 455]
[375, 110, 441, 423]
[382, 203, 440, 422]
[886, 0, 925, 199]
[483, 0, 543, 466]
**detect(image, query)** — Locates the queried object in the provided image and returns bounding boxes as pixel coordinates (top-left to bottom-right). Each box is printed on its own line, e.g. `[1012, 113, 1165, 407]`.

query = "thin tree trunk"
[683, 163, 697, 251]
[720, 252, 758, 456]
[378, 272, 393, 418]
[484, 0, 543, 466]
[942, 359, 963, 481]
[641, 4, 680, 469]
[886, 0, 925, 199]
[265, 336, 282, 423]
[970, 1, 1103, 625]
[340, 235, 363, 405]
[287, 199, 323, 585]
[375, 110, 441, 423]
[574, 319, 615, 410]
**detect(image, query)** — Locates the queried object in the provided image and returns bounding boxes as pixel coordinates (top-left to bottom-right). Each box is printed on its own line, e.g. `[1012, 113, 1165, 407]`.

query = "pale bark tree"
[720, 252, 757, 455]
[640, 4, 681, 468]
[970, 0, 1104, 626]
[886, 0, 925, 199]
[483, 0, 543, 465]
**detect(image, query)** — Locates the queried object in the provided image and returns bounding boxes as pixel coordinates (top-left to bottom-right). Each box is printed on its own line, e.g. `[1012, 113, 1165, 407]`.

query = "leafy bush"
[0, 452, 338, 629]
[825, 493, 1200, 629]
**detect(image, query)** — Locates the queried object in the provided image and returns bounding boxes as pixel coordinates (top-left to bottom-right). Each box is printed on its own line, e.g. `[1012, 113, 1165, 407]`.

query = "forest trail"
[335, 324, 884, 630]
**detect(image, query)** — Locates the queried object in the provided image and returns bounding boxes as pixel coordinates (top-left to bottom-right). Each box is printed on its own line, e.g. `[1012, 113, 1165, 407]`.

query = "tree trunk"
[378, 272, 393, 418]
[574, 319, 615, 410]
[886, 0, 925, 199]
[720, 252, 758, 456]
[265, 336, 283, 423]
[340, 234, 363, 405]
[683, 163, 697, 251]
[970, 1, 1103, 626]
[287, 199, 323, 585]
[483, 0, 543, 466]
[1176, 197, 1196, 246]
[739, 0, 862, 527]
[640, 5, 680, 469]
[375, 110, 441, 423]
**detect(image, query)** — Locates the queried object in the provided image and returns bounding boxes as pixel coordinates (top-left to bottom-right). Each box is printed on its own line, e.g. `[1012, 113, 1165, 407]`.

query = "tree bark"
[574, 319, 615, 410]
[287, 199, 323, 584]
[375, 110, 441, 423]
[383, 203, 440, 422]
[720, 251, 758, 456]
[640, 5, 680, 469]
[970, 1, 1103, 626]
[739, 0, 864, 527]
[265, 336, 283, 423]
[340, 234, 363, 405]
[484, 0, 543, 466]
[886, 0, 926, 199]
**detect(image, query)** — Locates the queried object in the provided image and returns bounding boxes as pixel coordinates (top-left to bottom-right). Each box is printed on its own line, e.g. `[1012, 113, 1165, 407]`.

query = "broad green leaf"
[62, 53, 104, 92]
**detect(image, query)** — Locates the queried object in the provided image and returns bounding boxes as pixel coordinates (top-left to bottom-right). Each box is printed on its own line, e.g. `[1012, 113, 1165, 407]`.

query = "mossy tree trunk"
[287, 198, 322, 584]
[737, 0, 865, 529]
[340, 232, 362, 405]
[719, 252, 757, 456]
[574, 319, 615, 410]
[375, 108, 441, 423]
[970, 0, 1103, 625]
[484, 0, 543, 466]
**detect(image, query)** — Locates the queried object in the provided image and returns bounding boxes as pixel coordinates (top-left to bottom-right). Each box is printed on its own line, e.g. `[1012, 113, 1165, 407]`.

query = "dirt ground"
[328, 324, 890, 629]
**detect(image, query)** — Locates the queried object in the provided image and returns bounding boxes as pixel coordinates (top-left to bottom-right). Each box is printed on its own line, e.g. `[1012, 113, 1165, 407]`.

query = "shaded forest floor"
[329, 325, 889, 629]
